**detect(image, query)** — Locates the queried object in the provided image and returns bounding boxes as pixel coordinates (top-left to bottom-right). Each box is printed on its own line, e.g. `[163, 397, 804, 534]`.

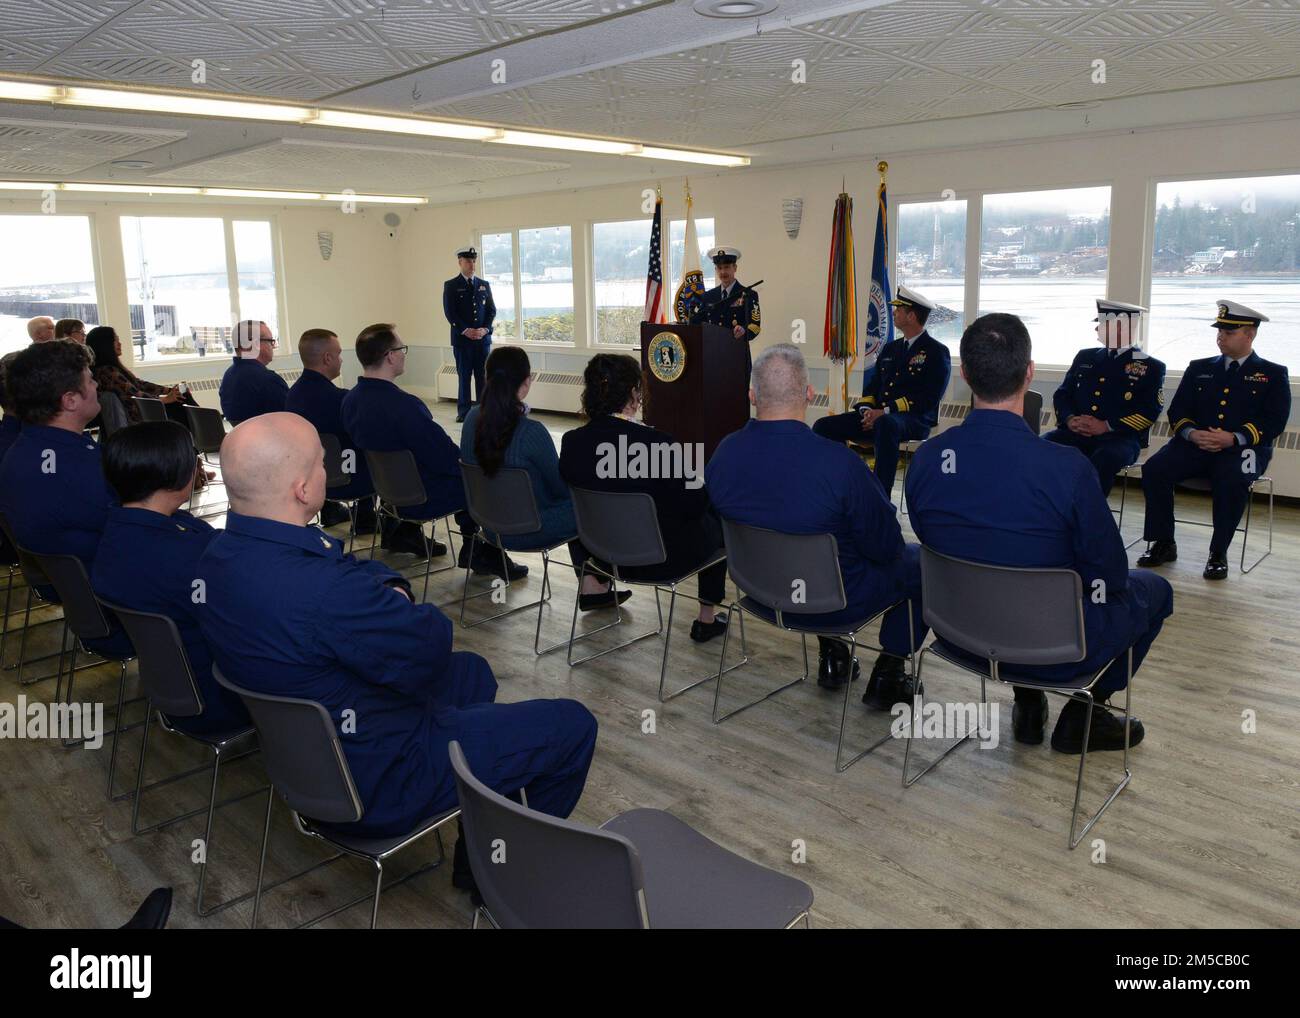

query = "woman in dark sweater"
[560, 354, 728, 642]
[87, 326, 195, 426]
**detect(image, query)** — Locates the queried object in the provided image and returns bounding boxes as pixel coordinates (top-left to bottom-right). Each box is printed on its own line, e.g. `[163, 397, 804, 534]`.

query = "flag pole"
[860, 160, 889, 407]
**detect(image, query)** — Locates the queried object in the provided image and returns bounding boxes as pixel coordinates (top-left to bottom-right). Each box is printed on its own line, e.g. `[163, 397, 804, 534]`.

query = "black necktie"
[1226, 359, 1239, 378]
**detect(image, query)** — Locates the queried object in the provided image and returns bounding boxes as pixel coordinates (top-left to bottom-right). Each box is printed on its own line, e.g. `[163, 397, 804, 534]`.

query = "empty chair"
[450, 741, 811, 929]
[97, 391, 130, 438]
[133, 395, 168, 422]
[321, 433, 373, 553]
[903, 547, 1138, 849]
[365, 448, 459, 600]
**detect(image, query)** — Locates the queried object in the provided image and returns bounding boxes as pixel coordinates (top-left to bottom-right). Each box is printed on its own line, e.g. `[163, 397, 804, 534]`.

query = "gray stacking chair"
[97, 391, 130, 438]
[31, 551, 139, 800]
[450, 741, 812, 929]
[213, 665, 459, 929]
[183, 404, 228, 518]
[133, 395, 168, 422]
[102, 602, 263, 915]
[459, 460, 575, 654]
[905, 546, 1137, 849]
[364, 448, 460, 600]
[717, 519, 917, 772]
[320, 433, 373, 554]
[0, 512, 69, 683]
[567, 486, 744, 701]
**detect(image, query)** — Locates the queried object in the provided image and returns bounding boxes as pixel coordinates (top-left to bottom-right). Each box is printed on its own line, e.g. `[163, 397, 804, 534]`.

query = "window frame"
[476, 223, 576, 348]
[0, 211, 106, 355]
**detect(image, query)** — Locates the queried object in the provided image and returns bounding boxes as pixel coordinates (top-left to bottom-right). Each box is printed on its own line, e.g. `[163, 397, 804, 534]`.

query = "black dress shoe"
[455, 413, 466, 424]
[452, 836, 483, 908]
[1012, 690, 1048, 745]
[578, 587, 633, 612]
[1137, 540, 1177, 567]
[381, 528, 446, 558]
[861, 653, 906, 708]
[471, 549, 528, 580]
[817, 647, 847, 689]
[1050, 700, 1145, 753]
[689, 613, 728, 643]
[319, 501, 350, 528]
[1203, 553, 1229, 580]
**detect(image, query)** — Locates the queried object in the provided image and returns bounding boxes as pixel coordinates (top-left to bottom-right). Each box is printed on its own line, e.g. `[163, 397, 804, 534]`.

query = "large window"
[121, 215, 280, 362]
[1151, 174, 1300, 369]
[519, 226, 573, 343]
[0, 215, 99, 357]
[592, 219, 649, 346]
[979, 187, 1111, 366]
[481, 231, 516, 342]
[896, 199, 967, 347]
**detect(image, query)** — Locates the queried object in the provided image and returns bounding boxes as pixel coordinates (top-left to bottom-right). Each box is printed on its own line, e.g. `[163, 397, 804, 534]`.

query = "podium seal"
[648, 332, 686, 383]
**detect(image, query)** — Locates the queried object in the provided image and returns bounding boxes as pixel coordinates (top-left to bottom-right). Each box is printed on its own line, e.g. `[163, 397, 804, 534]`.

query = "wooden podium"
[640, 322, 751, 462]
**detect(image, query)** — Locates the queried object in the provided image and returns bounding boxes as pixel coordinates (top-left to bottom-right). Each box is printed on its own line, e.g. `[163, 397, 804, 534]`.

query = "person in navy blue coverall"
[218, 320, 288, 424]
[92, 421, 249, 736]
[1044, 299, 1166, 496]
[196, 413, 595, 897]
[813, 285, 952, 498]
[906, 313, 1171, 752]
[285, 328, 377, 534]
[443, 246, 495, 422]
[707, 344, 927, 708]
[1137, 300, 1291, 580]
[341, 323, 525, 579]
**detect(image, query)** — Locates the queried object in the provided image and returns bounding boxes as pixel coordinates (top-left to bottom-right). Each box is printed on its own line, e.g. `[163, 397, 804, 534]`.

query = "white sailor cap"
[1212, 299, 1269, 329]
[456, 245, 478, 259]
[889, 284, 936, 312]
[1094, 298, 1147, 321]
[707, 246, 741, 264]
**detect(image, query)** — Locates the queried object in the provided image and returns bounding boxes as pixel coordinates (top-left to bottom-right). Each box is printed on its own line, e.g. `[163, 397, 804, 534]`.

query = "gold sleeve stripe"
[863, 396, 878, 407]
[1245, 422, 1261, 444]
[1172, 417, 1194, 432]
[896, 397, 910, 412]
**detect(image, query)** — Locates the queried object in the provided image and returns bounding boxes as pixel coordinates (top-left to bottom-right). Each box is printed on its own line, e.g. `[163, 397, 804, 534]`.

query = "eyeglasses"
[259, 337, 278, 346]
[389, 345, 409, 355]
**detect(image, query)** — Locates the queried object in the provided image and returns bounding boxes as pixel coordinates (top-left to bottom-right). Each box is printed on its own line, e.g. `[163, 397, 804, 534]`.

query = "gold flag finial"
[877, 160, 888, 178]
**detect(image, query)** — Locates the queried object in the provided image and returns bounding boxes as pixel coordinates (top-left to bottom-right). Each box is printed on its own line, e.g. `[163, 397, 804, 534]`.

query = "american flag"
[644, 194, 667, 324]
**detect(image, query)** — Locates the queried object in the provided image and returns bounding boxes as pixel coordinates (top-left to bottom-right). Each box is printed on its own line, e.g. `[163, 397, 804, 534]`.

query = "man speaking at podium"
[688, 246, 761, 375]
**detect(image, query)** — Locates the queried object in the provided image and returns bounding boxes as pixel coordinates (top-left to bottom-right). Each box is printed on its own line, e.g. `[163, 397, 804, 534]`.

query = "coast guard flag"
[674, 189, 705, 322]
[644, 193, 667, 324]
[859, 180, 894, 394]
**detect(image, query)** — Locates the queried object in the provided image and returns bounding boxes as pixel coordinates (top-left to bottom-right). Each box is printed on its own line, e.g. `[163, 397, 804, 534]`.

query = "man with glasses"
[54, 319, 87, 345]
[219, 319, 288, 425]
[342, 323, 526, 577]
[443, 245, 495, 424]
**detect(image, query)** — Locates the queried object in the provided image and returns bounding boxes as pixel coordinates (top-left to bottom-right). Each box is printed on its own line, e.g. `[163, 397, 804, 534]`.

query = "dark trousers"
[796, 543, 928, 660]
[1043, 428, 1141, 496]
[452, 336, 491, 416]
[813, 409, 931, 496]
[1140, 438, 1269, 555]
[618, 509, 727, 606]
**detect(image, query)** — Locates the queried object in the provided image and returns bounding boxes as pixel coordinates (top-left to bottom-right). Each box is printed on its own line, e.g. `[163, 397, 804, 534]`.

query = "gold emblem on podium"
[648, 331, 686, 383]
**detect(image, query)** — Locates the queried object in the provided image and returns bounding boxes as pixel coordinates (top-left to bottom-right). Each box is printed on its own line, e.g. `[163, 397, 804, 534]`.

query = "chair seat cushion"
[600, 808, 812, 929]
[737, 595, 871, 636]
[929, 639, 1099, 690]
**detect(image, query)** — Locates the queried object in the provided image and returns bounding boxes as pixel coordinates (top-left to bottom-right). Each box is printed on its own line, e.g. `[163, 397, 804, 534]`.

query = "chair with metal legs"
[213, 665, 459, 930]
[449, 741, 811, 929]
[714, 519, 917, 772]
[364, 449, 459, 600]
[0, 513, 79, 684]
[458, 461, 582, 654]
[30, 551, 140, 800]
[567, 486, 746, 700]
[183, 405, 228, 519]
[902, 547, 1136, 849]
[102, 602, 265, 916]
[133, 396, 168, 422]
[320, 433, 374, 554]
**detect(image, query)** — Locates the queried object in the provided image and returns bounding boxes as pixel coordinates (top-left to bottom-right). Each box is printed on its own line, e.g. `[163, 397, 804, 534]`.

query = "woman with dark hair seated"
[90, 421, 249, 735]
[460, 345, 629, 611]
[559, 353, 728, 642]
[87, 325, 196, 426]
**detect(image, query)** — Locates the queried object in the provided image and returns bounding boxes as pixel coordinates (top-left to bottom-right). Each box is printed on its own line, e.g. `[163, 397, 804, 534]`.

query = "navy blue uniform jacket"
[442, 274, 496, 341]
[1166, 352, 1290, 447]
[859, 331, 951, 430]
[1053, 347, 1165, 441]
[218, 357, 288, 424]
[286, 369, 373, 498]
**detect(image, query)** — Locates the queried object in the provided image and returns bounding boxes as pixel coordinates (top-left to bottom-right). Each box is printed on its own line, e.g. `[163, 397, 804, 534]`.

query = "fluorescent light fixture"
[492, 130, 641, 155]
[319, 192, 426, 205]
[310, 109, 501, 141]
[0, 180, 55, 190]
[62, 182, 202, 194]
[0, 180, 427, 204]
[0, 81, 61, 102]
[62, 85, 310, 122]
[637, 146, 749, 167]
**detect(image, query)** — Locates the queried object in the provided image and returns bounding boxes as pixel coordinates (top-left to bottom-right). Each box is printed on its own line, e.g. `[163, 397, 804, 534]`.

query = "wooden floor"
[2, 404, 1298, 929]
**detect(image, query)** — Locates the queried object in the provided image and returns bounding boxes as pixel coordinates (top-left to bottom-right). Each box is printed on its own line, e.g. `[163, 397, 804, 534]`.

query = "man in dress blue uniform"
[1044, 299, 1165, 496]
[341, 323, 525, 577]
[688, 246, 761, 372]
[92, 421, 249, 736]
[812, 285, 951, 498]
[196, 413, 596, 895]
[707, 344, 926, 706]
[443, 246, 495, 424]
[1137, 300, 1291, 580]
[218, 319, 288, 424]
[285, 328, 377, 534]
[906, 313, 1171, 751]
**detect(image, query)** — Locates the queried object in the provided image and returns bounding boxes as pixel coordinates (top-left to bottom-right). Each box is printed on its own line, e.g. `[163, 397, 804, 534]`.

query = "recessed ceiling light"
[110, 159, 153, 169]
[694, 0, 778, 18]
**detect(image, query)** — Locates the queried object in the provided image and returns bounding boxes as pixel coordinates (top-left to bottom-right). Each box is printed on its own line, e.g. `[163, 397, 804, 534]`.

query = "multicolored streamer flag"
[644, 191, 667, 324]
[823, 191, 858, 365]
[674, 185, 705, 322]
[859, 178, 894, 395]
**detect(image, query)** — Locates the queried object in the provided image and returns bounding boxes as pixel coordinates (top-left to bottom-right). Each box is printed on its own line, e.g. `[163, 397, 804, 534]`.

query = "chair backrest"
[364, 449, 428, 509]
[967, 390, 1042, 435]
[460, 460, 542, 536]
[30, 551, 113, 641]
[212, 665, 362, 824]
[98, 391, 130, 437]
[449, 741, 647, 929]
[133, 396, 167, 422]
[185, 405, 226, 455]
[319, 433, 350, 489]
[100, 601, 202, 718]
[720, 518, 846, 616]
[919, 546, 1085, 666]
[569, 486, 665, 568]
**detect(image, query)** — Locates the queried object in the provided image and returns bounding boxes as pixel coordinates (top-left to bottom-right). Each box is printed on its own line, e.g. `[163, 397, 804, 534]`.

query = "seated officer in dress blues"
[812, 285, 951, 498]
[907, 313, 1171, 752]
[196, 413, 596, 896]
[341, 323, 526, 578]
[443, 246, 495, 424]
[285, 328, 377, 534]
[707, 344, 927, 707]
[688, 246, 762, 375]
[92, 421, 249, 736]
[218, 319, 288, 424]
[0, 351, 21, 465]
[1044, 299, 1166, 496]
[1137, 300, 1291, 580]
